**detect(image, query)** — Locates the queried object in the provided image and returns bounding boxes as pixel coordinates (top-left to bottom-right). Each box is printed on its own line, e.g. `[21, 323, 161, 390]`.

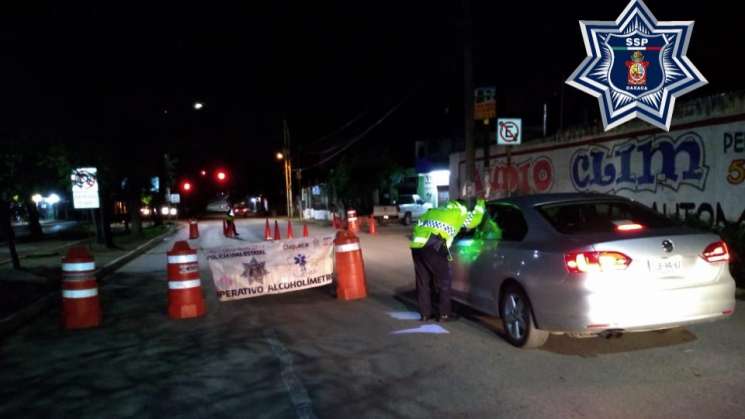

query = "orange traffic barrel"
[189, 220, 200, 239]
[61, 246, 102, 329]
[368, 216, 377, 235]
[346, 209, 359, 234]
[264, 219, 273, 241]
[334, 230, 367, 300]
[166, 241, 205, 319]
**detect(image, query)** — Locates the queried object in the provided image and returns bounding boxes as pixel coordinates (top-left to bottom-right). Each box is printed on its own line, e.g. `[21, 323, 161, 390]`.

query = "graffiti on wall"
[472, 156, 554, 197]
[570, 132, 709, 193]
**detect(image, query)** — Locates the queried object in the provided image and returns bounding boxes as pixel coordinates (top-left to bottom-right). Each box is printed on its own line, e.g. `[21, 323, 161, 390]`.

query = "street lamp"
[193, 102, 204, 110]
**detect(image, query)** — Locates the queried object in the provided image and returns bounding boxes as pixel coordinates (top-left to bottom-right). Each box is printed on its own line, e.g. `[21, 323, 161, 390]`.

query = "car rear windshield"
[537, 200, 678, 235]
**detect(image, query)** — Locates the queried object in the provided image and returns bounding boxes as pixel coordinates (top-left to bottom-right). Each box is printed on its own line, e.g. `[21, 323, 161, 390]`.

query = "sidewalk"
[0, 223, 179, 337]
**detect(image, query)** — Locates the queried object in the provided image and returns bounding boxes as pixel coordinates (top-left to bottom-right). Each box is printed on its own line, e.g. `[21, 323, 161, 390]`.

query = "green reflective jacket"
[410, 199, 486, 249]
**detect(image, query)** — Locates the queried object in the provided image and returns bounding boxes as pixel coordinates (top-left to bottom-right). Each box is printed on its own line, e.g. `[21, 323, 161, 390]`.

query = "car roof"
[489, 192, 631, 207]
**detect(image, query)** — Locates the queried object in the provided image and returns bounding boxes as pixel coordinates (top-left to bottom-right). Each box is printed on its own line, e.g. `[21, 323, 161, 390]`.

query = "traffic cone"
[368, 216, 377, 235]
[287, 219, 294, 239]
[264, 219, 272, 241]
[333, 214, 340, 229]
[274, 220, 281, 241]
[189, 220, 199, 239]
[334, 230, 367, 301]
[346, 209, 359, 234]
[303, 224, 309, 237]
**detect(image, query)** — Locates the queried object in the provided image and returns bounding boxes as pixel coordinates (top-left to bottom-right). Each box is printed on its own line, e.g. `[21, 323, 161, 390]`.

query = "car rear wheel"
[402, 212, 412, 226]
[499, 285, 549, 349]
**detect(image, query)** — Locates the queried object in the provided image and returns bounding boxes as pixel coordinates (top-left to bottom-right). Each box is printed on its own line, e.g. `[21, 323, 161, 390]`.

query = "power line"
[308, 110, 368, 151]
[301, 92, 412, 170]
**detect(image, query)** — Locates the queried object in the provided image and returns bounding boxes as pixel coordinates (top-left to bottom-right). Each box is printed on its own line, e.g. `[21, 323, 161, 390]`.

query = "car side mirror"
[416, 200, 424, 205]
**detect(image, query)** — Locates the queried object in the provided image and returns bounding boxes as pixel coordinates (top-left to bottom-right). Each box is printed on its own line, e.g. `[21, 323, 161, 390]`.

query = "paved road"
[1, 218, 743, 418]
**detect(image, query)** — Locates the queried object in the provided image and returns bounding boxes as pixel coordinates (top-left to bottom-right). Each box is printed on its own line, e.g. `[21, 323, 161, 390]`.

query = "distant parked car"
[397, 194, 432, 225]
[233, 202, 250, 217]
[451, 193, 736, 349]
[372, 204, 398, 224]
[206, 196, 231, 213]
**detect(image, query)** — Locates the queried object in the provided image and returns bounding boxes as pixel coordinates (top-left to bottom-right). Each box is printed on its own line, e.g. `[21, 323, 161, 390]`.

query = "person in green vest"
[410, 198, 486, 322]
[226, 208, 239, 237]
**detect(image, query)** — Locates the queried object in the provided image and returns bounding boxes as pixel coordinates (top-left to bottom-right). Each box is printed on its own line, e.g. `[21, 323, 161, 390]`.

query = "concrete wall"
[450, 111, 745, 226]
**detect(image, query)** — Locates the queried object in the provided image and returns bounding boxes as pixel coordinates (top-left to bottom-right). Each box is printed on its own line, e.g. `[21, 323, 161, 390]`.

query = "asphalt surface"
[1, 218, 744, 418]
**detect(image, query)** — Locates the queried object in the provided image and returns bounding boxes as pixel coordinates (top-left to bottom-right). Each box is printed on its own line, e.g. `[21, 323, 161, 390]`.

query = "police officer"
[410, 198, 485, 321]
[226, 208, 239, 236]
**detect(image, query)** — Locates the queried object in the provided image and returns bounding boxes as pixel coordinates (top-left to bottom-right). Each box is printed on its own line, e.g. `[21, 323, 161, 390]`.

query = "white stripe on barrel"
[335, 242, 360, 253]
[62, 262, 96, 272]
[62, 288, 99, 299]
[168, 254, 198, 264]
[168, 279, 202, 290]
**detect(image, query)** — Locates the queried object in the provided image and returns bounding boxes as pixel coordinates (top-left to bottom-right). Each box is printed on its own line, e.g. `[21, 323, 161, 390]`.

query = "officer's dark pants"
[412, 235, 451, 318]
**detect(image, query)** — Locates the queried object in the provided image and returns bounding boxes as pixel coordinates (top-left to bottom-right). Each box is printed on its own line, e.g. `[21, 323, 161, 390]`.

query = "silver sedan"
[451, 193, 736, 349]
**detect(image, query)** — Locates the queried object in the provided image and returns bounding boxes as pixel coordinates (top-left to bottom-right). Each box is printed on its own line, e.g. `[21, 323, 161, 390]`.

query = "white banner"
[205, 235, 336, 301]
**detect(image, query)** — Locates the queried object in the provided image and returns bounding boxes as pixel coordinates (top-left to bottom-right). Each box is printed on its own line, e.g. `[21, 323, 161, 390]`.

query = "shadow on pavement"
[394, 288, 699, 357]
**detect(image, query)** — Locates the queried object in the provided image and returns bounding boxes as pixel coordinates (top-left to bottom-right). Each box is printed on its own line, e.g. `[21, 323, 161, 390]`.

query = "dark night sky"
[2, 1, 742, 194]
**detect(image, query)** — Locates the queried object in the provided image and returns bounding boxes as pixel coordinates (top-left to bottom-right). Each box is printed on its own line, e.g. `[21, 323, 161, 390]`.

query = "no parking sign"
[497, 118, 522, 145]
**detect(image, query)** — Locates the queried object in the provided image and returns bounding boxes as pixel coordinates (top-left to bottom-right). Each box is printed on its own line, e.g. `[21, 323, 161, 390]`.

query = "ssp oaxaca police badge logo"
[566, 0, 707, 131]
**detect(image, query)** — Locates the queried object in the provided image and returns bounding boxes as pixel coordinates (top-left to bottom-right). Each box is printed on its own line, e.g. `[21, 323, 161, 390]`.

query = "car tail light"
[564, 251, 632, 273]
[616, 223, 644, 232]
[702, 241, 729, 263]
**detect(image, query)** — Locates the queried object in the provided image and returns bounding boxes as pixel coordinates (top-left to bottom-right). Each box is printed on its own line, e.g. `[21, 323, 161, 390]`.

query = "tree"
[0, 140, 71, 268]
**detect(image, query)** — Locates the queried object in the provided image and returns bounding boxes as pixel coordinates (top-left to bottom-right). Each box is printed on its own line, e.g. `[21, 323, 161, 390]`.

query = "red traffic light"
[181, 181, 192, 192]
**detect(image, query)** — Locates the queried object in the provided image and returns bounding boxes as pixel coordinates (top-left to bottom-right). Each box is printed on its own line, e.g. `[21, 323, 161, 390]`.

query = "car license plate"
[648, 256, 682, 276]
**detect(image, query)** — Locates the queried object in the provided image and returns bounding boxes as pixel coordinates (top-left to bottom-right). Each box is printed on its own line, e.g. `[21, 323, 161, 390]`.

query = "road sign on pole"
[474, 87, 496, 121]
[70, 168, 100, 209]
[497, 118, 522, 145]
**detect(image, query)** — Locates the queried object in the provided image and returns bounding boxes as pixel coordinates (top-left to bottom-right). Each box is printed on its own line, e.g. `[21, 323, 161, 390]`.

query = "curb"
[95, 224, 181, 282]
[0, 238, 91, 266]
[0, 224, 180, 340]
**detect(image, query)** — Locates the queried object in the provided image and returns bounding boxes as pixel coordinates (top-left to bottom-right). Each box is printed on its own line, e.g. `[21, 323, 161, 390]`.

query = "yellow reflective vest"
[410, 199, 486, 249]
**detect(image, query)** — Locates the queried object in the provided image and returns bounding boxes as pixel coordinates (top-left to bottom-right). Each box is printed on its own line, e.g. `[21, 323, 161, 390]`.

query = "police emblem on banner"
[566, 0, 707, 131]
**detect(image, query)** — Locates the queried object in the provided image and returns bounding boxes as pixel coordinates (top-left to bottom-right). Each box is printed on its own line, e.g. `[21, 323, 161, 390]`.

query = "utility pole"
[462, 0, 475, 202]
[282, 118, 294, 218]
[543, 102, 548, 137]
